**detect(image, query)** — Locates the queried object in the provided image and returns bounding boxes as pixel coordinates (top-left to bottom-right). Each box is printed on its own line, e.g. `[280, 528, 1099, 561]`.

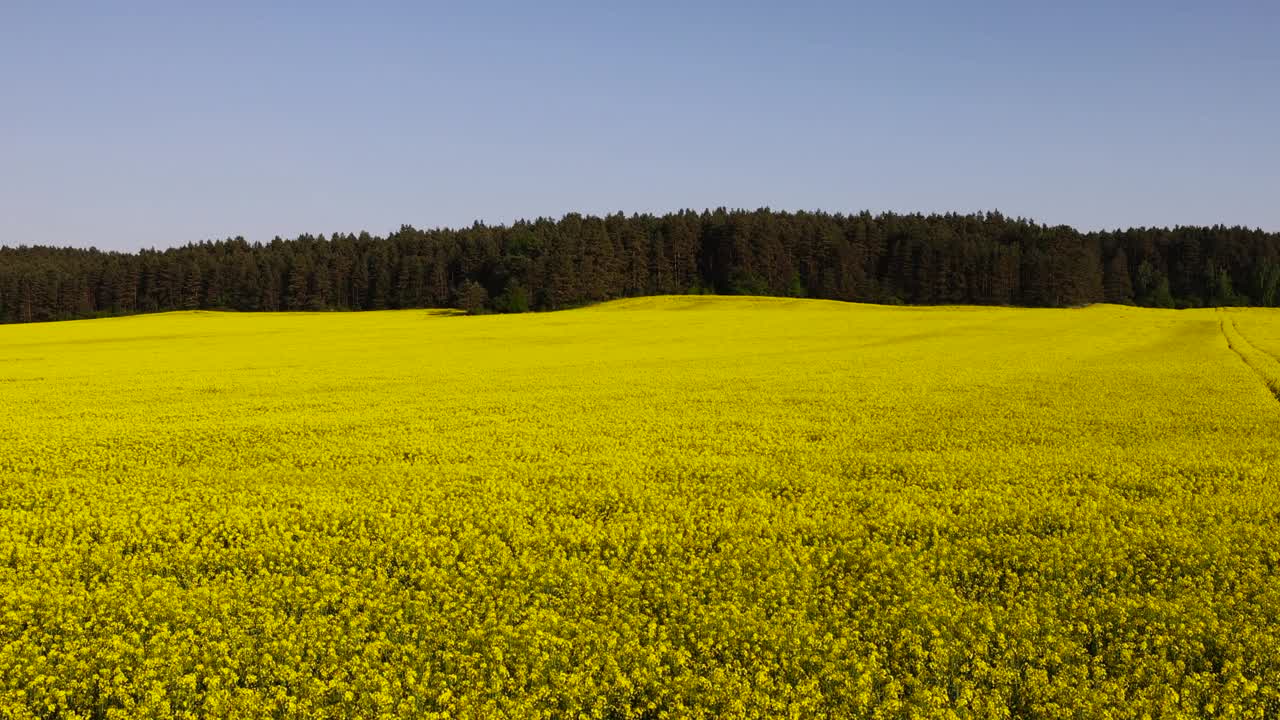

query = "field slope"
[1, 297, 1279, 718]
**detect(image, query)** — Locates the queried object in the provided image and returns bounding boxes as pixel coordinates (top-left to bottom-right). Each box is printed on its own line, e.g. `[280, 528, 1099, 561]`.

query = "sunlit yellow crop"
[2, 297, 1279, 718]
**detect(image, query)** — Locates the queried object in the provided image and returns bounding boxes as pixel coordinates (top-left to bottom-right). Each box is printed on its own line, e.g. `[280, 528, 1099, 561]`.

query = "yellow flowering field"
[2, 297, 1279, 718]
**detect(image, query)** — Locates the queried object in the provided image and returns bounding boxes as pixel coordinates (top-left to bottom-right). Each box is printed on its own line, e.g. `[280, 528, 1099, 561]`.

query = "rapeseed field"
[1, 297, 1278, 718]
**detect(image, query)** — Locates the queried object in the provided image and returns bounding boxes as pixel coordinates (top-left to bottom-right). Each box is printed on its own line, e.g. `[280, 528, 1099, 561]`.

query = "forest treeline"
[2, 208, 1279, 323]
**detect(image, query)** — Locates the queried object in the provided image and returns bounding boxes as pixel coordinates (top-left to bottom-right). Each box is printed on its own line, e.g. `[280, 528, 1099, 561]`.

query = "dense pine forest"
[2, 208, 1278, 324]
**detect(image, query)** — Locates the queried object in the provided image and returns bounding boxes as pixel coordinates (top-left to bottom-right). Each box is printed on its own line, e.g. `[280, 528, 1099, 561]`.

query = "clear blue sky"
[2, 1, 1277, 250]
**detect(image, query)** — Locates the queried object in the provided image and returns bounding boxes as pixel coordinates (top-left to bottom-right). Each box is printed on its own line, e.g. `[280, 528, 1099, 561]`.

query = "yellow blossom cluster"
[1, 297, 1278, 718]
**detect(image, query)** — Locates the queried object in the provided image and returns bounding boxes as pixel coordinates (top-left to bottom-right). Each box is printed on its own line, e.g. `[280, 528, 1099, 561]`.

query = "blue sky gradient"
[2, 1, 1277, 250]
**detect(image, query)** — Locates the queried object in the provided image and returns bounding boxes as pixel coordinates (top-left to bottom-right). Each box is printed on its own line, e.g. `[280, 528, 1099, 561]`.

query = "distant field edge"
[0, 295, 1245, 328]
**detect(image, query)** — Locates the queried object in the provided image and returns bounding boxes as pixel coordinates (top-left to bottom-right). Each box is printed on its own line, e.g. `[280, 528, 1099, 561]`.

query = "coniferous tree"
[1136, 261, 1175, 308]
[1103, 250, 1135, 304]
[458, 280, 489, 315]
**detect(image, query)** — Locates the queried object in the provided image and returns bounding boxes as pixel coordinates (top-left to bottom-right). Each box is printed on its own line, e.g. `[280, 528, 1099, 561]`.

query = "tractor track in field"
[1238, 323, 1280, 367]
[1218, 310, 1280, 402]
